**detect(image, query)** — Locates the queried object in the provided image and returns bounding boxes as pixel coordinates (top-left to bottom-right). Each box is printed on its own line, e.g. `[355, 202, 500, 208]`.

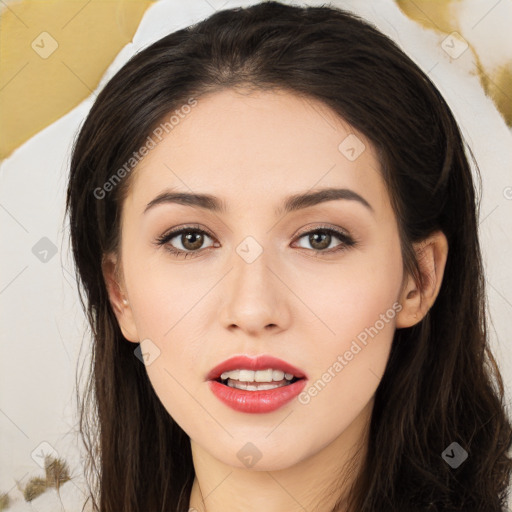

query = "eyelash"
[153, 223, 357, 259]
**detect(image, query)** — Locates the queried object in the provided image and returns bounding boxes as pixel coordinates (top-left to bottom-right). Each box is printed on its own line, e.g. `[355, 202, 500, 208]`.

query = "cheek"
[294, 241, 402, 409]
[296, 241, 403, 352]
[122, 257, 212, 422]
[125, 250, 208, 338]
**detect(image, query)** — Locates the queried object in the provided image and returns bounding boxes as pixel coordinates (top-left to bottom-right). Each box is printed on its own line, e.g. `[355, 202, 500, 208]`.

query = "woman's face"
[110, 88, 405, 470]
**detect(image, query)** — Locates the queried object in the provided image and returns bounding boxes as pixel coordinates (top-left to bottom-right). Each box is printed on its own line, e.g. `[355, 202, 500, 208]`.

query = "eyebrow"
[143, 187, 374, 216]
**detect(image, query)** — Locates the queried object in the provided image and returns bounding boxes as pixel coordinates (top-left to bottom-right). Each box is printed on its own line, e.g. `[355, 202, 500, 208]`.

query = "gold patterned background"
[0, 0, 511, 159]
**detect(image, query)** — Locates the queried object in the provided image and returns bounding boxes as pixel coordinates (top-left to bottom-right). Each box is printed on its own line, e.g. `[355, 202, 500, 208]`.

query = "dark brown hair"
[66, 2, 512, 510]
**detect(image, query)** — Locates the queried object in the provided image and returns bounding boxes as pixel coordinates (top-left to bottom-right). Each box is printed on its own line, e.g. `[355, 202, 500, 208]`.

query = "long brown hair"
[66, 2, 512, 510]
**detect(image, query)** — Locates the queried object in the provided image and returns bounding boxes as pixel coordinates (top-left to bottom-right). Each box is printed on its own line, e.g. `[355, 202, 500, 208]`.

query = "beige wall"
[0, 0, 153, 160]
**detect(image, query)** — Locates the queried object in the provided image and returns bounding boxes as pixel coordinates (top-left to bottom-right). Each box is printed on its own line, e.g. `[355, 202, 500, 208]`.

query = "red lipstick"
[206, 355, 308, 414]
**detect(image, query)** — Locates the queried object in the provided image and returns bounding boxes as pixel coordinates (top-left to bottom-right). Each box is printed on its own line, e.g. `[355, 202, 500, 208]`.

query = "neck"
[188, 399, 372, 512]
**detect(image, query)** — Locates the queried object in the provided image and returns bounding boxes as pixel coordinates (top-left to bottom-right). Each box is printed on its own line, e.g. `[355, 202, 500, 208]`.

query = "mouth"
[206, 355, 309, 413]
[214, 371, 304, 391]
[207, 354, 307, 381]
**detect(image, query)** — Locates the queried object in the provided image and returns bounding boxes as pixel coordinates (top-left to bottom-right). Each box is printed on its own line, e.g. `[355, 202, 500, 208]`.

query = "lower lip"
[208, 379, 308, 413]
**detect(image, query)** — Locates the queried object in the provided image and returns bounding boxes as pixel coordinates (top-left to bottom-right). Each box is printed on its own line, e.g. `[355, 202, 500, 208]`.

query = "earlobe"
[395, 231, 448, 329]
[101, 252, 140, 343]
[395, 275, 421, 328]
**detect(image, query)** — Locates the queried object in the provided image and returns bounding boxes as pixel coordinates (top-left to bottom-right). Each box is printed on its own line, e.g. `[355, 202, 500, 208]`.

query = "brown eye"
[307, 231, 332, 250]
[180, 231, 206, 251]
[155, 226, 215, 257]
[155, 224, 356, 259]
[295, 227, 354, 253]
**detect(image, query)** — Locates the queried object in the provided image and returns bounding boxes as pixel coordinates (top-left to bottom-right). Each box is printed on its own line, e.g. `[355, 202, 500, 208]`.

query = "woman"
[66, 2, 512, 511]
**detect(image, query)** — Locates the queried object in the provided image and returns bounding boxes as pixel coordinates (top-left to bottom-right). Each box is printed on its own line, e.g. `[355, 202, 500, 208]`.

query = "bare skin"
[103, 88, 448, 512]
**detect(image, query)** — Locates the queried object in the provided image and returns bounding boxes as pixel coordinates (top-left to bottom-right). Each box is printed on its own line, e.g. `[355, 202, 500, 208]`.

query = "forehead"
[126, 88, 388, 214]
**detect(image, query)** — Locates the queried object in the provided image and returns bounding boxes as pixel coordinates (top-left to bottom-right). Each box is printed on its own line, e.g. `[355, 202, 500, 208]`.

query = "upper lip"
[206, 355, 308, 381]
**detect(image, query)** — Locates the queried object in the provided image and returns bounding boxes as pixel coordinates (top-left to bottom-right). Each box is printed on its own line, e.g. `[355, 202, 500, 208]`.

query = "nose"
[219, 247, 292, 337]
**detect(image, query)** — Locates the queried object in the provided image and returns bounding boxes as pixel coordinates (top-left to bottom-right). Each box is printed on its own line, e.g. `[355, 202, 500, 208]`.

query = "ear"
[396, 230, 448, 328]
[101, 252, 140, 343]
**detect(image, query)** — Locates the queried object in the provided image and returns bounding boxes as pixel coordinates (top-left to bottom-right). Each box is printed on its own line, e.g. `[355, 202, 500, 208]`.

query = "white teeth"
[219, 368, 296, 382]
[221, 369, 240, 381]
[255, 369, 273, 382]
[226, 379, 290, 391]
[272, 370, 284, 381]
[239, 369, 254, 382]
